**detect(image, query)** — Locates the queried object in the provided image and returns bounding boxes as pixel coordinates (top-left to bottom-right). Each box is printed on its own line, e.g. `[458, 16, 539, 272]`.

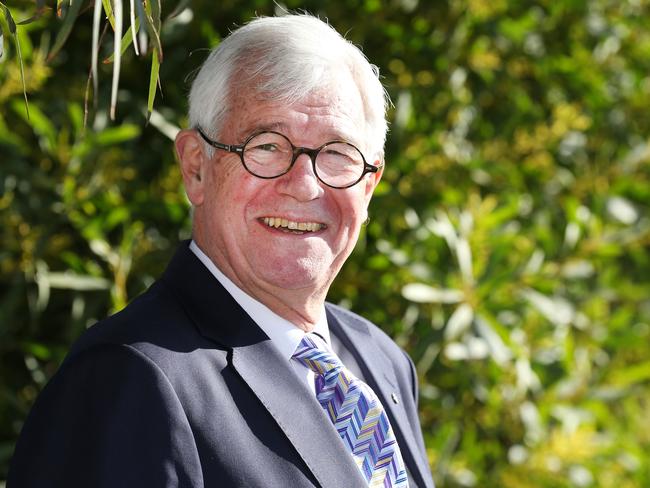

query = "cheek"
[337, 190, 369, 225]
[210, 162, 258, 209]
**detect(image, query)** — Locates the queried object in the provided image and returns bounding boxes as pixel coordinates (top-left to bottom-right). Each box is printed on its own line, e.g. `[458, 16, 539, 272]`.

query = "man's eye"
[323, 148, 356, 162]
[254, 143, 279, 152]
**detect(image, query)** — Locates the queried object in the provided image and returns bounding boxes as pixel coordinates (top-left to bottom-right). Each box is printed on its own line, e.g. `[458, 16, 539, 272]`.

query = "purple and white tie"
[293, 334, 409, 487]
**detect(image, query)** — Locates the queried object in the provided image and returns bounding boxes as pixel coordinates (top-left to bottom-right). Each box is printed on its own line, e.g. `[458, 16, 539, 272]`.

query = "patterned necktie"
[293, 334, 409, 487]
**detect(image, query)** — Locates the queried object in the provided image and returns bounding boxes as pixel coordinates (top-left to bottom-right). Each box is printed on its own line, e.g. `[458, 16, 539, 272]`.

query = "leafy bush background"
[1, 1, 649, 486]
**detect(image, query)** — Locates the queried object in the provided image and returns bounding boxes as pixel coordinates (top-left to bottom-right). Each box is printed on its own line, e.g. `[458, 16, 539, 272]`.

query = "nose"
[275, 153, 325, 201]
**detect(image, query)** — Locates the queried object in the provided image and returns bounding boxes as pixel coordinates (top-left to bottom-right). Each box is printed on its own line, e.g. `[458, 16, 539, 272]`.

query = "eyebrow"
[250, 122, 287, 133]
[245, 122, 362, 148]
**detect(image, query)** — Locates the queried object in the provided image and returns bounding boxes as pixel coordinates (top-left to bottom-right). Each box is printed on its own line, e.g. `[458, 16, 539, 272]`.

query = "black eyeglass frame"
[196, 128, 382, 189]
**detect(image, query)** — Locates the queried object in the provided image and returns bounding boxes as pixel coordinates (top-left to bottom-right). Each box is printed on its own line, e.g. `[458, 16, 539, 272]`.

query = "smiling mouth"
[261, 217, 326, 233]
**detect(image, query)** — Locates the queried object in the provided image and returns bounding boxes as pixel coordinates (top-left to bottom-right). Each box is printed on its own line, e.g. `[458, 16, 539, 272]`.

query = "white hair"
[188, 14, 390, 160]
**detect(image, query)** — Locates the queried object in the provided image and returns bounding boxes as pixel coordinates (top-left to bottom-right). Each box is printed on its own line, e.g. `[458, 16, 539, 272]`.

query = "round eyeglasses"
[197, 128, 382, 189]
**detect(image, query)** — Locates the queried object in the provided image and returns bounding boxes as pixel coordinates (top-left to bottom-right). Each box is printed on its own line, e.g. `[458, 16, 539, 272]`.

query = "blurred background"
[1, 0, 649, 486]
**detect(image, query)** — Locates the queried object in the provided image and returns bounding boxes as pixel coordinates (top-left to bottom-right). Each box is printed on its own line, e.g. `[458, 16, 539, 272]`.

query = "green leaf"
[48, 0, 83, 61]
[23, 342, 53, 361]
[14, 23, 29, 119]
[11, 99, 55, 150]
[142, 0, 163, 62]
[150, 0, 161, 31]
[44, 272, 111, 291]
[105, 207, 130, 229]
[3, 7, 31, 120]
[402, 283, 464, 303]
[146, 48, 160, 120]
[134, 0, 147, 52]
[93, 124, 141, 145]
[2, 4, 16, 34]
[16, 0, 48, 25]
[101, 0, 116, 30]
[128, 0, 140, 56]
[91, 0, 102, 104]
[103, 18, 140, 63]
[608, 361, 650, 388]
[110, 0, 124, 120]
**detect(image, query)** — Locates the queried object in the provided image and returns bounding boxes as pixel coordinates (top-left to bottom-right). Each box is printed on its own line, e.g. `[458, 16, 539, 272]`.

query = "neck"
[192, 238, 330, 332]
[250, 287, 327, 332]
[225, 261, 330, 332]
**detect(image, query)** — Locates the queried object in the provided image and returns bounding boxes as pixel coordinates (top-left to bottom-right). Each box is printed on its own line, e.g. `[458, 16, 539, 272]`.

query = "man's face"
[187, 71, 382, 306]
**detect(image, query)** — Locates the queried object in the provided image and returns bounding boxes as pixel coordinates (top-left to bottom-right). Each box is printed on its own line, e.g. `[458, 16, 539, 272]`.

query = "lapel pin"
[391, 392, 399, 404]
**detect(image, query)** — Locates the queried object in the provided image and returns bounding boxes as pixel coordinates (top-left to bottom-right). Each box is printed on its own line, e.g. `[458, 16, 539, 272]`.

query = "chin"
[261, 262, 334, 291]
[265, 271, 323, 290]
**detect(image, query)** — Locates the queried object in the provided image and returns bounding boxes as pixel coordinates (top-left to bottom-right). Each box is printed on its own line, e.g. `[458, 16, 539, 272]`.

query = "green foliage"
[1, 1, 649, 486]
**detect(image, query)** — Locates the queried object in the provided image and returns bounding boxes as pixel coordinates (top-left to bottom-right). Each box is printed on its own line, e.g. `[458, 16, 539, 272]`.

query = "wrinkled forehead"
[223, 67, 370, 149]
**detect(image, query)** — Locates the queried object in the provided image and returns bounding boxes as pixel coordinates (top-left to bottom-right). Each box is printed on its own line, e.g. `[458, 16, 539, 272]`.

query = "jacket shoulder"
[66, 279, 201, 363]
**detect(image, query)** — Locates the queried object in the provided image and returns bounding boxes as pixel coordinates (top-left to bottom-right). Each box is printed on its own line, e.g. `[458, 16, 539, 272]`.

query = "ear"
[175, 129, 208, 206]
[361, 157, 384, 206]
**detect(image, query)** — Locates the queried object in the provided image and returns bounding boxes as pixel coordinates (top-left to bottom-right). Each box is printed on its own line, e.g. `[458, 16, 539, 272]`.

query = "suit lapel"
[162, 243, 366, 488]
[232, 339, 367, 488]
[327, 306, 432, 488]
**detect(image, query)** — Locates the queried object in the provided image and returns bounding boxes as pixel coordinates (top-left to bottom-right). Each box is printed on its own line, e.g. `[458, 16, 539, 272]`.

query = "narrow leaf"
[16, 11, 48, 26]
[84, 63, 92, 128]
[101, 0, 115, 30]
[4, 7, 30, 118]
[3, 5, 16, 34]
[147, 108, 180, 140]
[15, 28, 29, 119]
[10, 99, 56, 146]
[402, 283, 464, 304]
[0, 24, 4, 60]
[129, 0, 139, 56]
[608, 361, 650, 388]
[85, 22, 108, 127]
[146, 47, 160, 120]
[134, 0, 148, 54]
[102, 18, 139, 63]
[91, 0, 102, 105]
[48, 0, 83, 61]
[44, 272, 111, 291]
[150, 0, 161, 31]
[17, 0, 49, 25]
[165, 0, 190, 21]
[110, 0, 123, 120]
[94, 123, 141, 144]
[142, 0, 162, 61]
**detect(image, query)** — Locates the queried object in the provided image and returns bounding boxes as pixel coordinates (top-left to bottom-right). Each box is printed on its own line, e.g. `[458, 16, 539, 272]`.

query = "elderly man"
[9, 14, 434, 488]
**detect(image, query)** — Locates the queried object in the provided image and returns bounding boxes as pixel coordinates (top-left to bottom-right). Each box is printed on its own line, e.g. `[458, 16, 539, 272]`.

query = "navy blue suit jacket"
[9, 242, 434, 487]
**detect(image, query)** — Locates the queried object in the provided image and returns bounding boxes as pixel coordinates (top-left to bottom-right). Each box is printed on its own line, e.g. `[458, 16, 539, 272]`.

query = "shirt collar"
[189, 240, 330, 359]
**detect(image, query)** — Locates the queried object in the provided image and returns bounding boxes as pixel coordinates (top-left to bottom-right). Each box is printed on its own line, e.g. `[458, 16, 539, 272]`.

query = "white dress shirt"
[189, 240, 330, 392]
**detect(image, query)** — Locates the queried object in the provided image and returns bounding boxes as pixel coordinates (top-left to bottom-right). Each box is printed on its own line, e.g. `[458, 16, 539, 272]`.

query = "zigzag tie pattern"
[293, 334, 409, 487]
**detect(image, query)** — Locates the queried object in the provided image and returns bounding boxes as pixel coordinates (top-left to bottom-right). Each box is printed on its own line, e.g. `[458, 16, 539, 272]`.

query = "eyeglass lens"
[242, 132, 366, 188]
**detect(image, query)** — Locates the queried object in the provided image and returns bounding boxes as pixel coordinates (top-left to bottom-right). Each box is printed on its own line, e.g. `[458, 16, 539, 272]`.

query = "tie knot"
[292, 334, 343, 380]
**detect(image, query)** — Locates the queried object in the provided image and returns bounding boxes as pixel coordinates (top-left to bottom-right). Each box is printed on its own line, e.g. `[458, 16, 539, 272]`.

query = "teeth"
[262, 217, 324, 232]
